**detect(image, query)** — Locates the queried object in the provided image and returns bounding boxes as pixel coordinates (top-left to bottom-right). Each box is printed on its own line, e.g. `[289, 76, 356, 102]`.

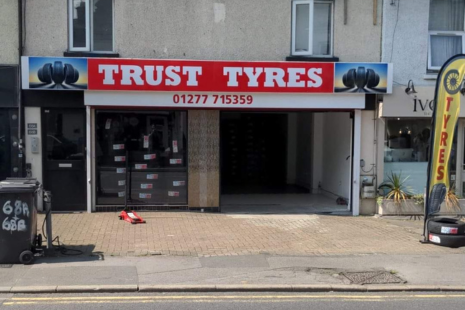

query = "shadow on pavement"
[33, 244, 104, 264]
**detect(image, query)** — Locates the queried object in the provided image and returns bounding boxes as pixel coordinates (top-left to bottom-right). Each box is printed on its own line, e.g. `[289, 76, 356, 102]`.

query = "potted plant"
[377, 172, 421, 215]
[443, 183, 463, 214]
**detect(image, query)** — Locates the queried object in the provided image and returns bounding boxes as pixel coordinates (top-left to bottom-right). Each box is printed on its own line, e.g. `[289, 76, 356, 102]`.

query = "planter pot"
[377, 199, 423, 215]
[443, 199, 465, 215]
[378, 199, 465, 216]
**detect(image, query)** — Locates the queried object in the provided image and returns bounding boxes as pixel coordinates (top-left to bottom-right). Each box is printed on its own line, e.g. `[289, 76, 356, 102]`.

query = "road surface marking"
[10, 294, 465, 301]
[4, 294, 465, 306]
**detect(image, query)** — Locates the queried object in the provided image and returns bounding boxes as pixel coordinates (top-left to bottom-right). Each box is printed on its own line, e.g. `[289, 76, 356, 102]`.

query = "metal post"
[423, 187, 428, 238]
[43, 191, 53, 250]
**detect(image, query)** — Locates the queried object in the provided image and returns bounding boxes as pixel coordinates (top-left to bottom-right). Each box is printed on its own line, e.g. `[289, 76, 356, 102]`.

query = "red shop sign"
[87, 59, 334, 93]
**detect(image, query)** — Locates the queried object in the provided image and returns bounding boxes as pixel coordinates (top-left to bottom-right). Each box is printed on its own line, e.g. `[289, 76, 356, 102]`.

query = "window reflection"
[93, 0, 113, 51]
[0, 112, 9, 181]
[72, 0, 87, 48]
[46, 111, 85, 161]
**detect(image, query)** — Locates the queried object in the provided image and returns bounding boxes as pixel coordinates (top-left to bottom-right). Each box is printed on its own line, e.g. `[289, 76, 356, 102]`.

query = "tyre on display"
[427, 217, 465, 235]
[19, 250, 34, 265]
[428, 231, 465, 248]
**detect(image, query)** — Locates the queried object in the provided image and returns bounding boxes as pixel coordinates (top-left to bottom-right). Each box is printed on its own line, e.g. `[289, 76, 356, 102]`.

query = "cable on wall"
[389, 0, 401, 63]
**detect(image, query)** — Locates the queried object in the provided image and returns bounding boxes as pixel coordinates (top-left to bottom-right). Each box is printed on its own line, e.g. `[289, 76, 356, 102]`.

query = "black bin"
[0, 178, 40, 264]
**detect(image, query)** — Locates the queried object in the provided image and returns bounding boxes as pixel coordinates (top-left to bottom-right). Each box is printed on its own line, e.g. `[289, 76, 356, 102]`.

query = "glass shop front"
[95, 110, 188, 206]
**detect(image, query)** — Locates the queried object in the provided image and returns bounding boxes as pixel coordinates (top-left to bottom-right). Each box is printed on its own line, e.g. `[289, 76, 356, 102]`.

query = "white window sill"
[423, 74, 438, 80]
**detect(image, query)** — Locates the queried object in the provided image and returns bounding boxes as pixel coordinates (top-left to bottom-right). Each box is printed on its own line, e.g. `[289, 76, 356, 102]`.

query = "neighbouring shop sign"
[381, 86, 465, 118]
[22, 57, 392, 94]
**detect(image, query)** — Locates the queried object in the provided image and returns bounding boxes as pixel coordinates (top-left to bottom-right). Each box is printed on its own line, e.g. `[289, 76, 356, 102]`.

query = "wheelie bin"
[0, 178, 41, 264]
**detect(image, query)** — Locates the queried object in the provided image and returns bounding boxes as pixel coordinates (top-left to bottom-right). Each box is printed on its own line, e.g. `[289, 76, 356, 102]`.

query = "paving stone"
[37, 213, 465, 257]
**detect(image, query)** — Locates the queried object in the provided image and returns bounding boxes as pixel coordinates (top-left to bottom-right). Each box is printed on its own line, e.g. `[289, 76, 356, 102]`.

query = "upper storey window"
[68, 0, 114, 52]
[428, 0, 465, 70]
[292, 0, 333, 56]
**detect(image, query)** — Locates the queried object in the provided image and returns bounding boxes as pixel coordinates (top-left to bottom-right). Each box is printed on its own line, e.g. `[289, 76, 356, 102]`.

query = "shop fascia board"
[379, 86, 465, 118]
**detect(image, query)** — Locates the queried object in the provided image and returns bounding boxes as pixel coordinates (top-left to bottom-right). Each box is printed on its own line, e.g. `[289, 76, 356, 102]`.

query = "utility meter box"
[362, 186, 376, 199]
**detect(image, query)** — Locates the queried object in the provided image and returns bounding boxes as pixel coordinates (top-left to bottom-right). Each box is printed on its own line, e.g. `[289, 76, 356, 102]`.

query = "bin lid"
[0, 178, 39, 193]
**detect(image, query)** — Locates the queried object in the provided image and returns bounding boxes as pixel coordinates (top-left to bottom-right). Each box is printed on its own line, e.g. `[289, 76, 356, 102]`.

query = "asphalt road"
[2, 292, 465, 309]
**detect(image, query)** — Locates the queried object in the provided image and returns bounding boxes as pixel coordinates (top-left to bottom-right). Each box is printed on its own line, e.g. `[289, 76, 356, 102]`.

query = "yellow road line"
[8, 294, 465, 302]
[11, 295, 381, 301]
[1, 299, 397, 306]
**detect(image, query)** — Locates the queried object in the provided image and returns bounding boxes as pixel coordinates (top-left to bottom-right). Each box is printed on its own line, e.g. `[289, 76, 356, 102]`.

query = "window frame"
[428, 31, 465, 70]
[291, 0, 334, 57]
[68, 0, 114, 52]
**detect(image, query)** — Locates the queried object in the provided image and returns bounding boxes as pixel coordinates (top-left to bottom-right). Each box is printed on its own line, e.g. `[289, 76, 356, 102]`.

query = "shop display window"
[95, 111, 187, 205]
[384, 118, 431, 195]
[384, 118, 456, 195]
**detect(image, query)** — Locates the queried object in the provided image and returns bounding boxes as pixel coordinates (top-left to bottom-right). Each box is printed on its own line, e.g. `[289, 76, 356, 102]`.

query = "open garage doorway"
[220, 111, 353, 214]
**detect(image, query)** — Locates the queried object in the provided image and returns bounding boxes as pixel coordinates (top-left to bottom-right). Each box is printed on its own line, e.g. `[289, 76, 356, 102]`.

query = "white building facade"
[380, 0, 465, 208]
[19, 0, 387, 215]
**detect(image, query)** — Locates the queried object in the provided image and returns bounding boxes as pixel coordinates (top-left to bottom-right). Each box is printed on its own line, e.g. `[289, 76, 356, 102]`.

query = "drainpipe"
[374, 96, 379, 190]
[17, 0, 23, 177]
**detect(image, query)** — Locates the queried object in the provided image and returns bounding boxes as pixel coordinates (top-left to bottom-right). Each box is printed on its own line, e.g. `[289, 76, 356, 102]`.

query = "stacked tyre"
[427, 217, 465, 248]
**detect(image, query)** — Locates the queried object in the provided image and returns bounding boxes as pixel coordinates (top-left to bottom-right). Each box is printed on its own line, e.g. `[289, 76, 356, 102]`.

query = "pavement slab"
[37, 212, 465, 257]
[2, 253, 464, 290]
[13, 266, 138, 287]
[0, 265, 31, 287]
[0, 213, 461, 293]
[200, 255, 270, 268]
[267, 254, 465, 285]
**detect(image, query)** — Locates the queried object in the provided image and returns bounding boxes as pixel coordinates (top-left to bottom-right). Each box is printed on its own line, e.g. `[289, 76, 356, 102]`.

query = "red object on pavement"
[119, 210, 146, 224]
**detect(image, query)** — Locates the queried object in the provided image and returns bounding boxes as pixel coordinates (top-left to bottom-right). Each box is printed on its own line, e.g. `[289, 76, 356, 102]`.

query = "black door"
[43, 109, 86, 211]
[0, 111, 11, 181]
